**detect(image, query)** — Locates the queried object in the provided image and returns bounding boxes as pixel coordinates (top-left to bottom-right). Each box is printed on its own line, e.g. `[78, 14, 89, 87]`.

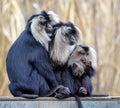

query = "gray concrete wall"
[0, 96, 120, 108]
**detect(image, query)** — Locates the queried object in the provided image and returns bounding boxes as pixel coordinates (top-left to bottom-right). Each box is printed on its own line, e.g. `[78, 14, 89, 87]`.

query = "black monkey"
[6, 11, 69, 98]
[66, 45, 97, 96]
[49, 22, 82, 98]
[49, 22, 84, 108]
[54, 45, 96, 97]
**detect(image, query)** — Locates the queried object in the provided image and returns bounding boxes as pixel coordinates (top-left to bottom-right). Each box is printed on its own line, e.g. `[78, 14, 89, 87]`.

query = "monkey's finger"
[60, 87, 71, 95]
[57, 86, 71, 94]
[79, 87, 87, 95]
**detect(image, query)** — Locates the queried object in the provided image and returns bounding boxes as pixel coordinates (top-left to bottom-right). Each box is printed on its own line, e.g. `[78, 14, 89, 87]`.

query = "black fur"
[50, 22, 92, 97]
[54, 66, 94, 108]
[79, 45, 89, 52]
[54, 66, 93, 96]
[6, 11, 62, 98]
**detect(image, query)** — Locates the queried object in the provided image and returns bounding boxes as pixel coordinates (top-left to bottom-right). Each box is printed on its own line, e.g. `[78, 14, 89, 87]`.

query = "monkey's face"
[61, 22, 78, 46]
[50, 22, 81, 65]
[28, 11, 55, 50]
[68, 45, 89, 66]
[53, 22, 79, 47]
[30, 11, 53, 33]
[77, 45, 97, 70]
[68, 45, 89, 76]
[76, 46, 89, 63]
[68, 45, 97, 76]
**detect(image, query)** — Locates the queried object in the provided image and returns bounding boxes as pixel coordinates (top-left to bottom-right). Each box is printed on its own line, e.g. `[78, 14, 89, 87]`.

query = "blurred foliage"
[0, 0, 120, 96]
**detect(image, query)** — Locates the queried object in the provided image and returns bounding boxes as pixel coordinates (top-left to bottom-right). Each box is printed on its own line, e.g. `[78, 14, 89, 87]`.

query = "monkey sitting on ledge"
[67, 45, 97, 96]
[53, 44, 97, 97]
[49, 22, 82, 99]
[6, 10, 70, 98]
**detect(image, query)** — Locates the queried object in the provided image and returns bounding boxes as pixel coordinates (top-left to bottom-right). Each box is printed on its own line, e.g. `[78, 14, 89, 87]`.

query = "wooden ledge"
[0, 96, 120, 108]
[0, 96, 120, 101]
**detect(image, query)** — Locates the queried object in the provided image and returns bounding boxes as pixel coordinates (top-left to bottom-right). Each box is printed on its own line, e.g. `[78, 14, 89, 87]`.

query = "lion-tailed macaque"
[6, 10, 68, 98]
[68, 45, 97, 96]
[49, 22, 82, 99]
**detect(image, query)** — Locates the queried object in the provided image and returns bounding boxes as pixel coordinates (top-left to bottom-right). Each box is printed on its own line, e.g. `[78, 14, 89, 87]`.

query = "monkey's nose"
[81, 59, 86, 64]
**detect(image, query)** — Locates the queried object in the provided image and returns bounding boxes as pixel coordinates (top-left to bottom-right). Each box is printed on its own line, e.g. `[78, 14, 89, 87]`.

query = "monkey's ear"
[26, 14, 38, 30]
[27, 15, 37, 23]
[39, 10, 50, 21]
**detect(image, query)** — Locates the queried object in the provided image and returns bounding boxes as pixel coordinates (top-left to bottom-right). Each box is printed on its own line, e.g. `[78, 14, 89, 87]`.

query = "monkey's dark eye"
[69, 35, 76, 45]
[39, 16, 44, 19]
[86, 53, 89, 55]
[68, 28, 76, 35]
[38, 16, 47, 24]
[79, 52, 85, 55]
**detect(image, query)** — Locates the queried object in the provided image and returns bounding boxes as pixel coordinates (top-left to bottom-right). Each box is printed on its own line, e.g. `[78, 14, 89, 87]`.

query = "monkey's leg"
[9, 83, 22, 97]
[54, 86, 71, 99]
[78, 75, 92, 96]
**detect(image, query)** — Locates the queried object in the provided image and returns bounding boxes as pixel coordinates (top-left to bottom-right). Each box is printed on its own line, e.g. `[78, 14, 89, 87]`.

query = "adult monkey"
[49, 22, 82, 98]
[49, 22, 84, 108]
[6, 11, 70, 98]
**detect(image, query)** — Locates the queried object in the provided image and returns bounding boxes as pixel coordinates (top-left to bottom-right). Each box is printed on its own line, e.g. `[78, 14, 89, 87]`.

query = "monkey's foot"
[78, 87, 87, 96]
[55, 86, 71, 99]
[46, 85, 66, 96]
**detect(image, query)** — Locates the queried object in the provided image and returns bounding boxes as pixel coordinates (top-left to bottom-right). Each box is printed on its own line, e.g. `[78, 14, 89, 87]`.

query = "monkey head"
[50, 22, 82, 65]
[68, 45, 97, 77]
[26, 10, 61, 50]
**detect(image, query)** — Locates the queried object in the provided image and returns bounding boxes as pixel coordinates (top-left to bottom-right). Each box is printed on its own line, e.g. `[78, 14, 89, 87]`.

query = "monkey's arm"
[84, 61, 96, 77]
[30, 47, 71, 98]
[85, 66, 96, 77]
[30, 47, 58, 88]
[79, 75, 93, 96]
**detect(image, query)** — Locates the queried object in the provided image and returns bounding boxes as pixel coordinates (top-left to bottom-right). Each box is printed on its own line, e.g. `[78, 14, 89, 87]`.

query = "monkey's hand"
[78, 87, 87, 96]
[55, 86, 71, 99]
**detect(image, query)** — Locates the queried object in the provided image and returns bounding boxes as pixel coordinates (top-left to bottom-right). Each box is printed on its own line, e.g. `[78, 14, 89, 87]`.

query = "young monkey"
[68, 45, 97, 77]
[68, 45, 97, 96]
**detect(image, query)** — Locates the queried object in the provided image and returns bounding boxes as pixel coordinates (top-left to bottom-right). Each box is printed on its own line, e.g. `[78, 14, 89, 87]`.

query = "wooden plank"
[0, 96, 120, 108]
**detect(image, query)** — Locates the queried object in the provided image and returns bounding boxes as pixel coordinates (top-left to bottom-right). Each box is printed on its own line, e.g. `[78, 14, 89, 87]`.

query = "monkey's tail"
[75, 95, 83, 108]
[21, 94, 39, 99]
[46, 85, 65, 96]
[91, 94, 109, 97]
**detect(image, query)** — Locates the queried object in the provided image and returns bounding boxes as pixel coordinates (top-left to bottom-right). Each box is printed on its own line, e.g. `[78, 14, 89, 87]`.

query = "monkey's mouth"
[81, 60, 86, 64]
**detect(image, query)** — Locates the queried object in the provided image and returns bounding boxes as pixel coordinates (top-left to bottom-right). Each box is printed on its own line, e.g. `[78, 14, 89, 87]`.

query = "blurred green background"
[0, 0, 120, 96]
